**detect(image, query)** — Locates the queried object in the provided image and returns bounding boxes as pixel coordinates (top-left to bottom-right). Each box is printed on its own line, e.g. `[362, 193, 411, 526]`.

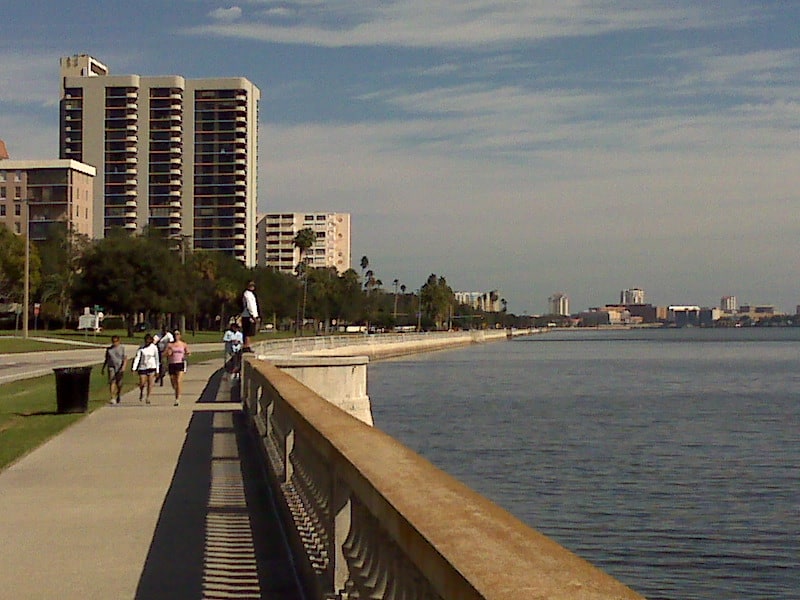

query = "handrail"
[241, 357, 646, 600]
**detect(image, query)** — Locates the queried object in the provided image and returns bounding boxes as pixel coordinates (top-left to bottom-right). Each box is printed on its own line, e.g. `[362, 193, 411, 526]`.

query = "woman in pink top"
[165, 330, 190, 406]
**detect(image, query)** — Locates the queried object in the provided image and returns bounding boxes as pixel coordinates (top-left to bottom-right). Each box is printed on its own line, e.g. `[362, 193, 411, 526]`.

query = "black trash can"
[54, 366, 93, 414]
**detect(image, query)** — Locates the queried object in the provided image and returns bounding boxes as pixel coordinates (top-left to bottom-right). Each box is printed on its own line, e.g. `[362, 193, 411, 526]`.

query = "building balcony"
[234, 200, 247, 210]
[125, 188, 137, 196]
[169, 200, 181, 209]
[126, 102, 138, 110]
[125, 199, 138, 208]
[169, 189, 181, 197]
[123, 222, 137, 231]
[126, 91, 137, 99]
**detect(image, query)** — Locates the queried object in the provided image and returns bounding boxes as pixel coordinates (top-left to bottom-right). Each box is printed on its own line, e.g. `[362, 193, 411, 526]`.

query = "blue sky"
[2, 1, 799, 313]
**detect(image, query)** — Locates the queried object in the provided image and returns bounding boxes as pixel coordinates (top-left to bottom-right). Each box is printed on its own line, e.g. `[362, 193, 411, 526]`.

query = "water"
[368, 328, 800, 599]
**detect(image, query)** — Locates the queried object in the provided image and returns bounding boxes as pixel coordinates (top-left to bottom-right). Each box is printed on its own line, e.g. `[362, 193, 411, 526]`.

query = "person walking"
[101, 335, 126, 405]
[153, 326, 174, 386]
[222, 321, 243, 378]
[165, 330, 190, 406]
[241, 280, 260, 352]
[132, 333, 160, 404]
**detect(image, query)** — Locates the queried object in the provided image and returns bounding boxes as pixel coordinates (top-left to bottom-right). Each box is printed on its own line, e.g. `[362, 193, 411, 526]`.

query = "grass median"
[0, 351, 222, 471]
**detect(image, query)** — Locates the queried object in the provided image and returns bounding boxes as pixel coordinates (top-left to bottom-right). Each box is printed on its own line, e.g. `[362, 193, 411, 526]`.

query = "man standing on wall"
[241, 280, 260, 353]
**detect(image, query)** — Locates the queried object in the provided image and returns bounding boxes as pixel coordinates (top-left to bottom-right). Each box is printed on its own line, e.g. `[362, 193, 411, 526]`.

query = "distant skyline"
[2, 2, 799, 313]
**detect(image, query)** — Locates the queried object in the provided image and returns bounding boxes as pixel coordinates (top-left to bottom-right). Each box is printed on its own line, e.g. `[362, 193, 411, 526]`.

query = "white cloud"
[209, 6, 243, 23]
[182, 1, 724, 48]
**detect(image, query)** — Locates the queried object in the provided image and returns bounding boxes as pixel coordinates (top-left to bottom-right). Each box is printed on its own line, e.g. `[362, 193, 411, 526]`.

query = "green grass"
[0, 338, 86, 353]
[0, 328, 292, 348]
[0, 365, 109, 470]
[0, 351, 224, 471]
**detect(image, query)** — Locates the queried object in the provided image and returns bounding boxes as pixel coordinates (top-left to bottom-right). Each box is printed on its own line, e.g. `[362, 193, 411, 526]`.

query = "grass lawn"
[0, 350, 222, 471]
[0, 338, 86, 353]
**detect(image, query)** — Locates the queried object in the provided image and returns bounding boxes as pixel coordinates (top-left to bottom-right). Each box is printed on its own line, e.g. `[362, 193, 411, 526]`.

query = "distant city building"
[454, 291, 502, 312]
[59, 54, 260, 265]
[0, 158, 95, 240]
[620, 288, 645, 305]
[737, 304, 779, 320]
[668, 305, 701, 327]
[578, 306, 630, 326]
[720, 296, 737, 312]
[548, 292, 569, 316]
[257, 212, 351, 273]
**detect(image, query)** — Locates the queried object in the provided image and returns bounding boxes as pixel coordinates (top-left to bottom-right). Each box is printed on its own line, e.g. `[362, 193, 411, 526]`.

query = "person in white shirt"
[241, 280, 260, 352]
[222, 321, 244, 377]
[132, 334, 160, 404]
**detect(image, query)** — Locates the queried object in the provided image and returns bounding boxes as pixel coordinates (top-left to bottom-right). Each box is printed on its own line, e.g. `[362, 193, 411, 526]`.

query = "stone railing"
[240, 356, 646, 600]
[252, 329, 524, 360]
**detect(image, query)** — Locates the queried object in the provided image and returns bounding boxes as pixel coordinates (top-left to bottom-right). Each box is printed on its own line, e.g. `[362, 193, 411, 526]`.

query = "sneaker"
[145, 398, 151, 405]
[174, 400, 180, 406]
[139, 389, 143, 402]
[108, 399, 117, 405]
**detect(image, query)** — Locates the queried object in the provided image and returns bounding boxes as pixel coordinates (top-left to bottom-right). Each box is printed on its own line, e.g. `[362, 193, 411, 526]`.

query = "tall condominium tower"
[548, 292, 570, 316]
[59, 55, 260, 265]
[257, 212, 351, 273]
[620, 287, 645, 305]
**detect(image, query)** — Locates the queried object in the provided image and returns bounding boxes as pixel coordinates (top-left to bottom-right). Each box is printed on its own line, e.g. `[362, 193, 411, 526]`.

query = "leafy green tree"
[420, 273, 455, 329]
[36, 227, 90, 328]
[74, 234, 183, 336]
[0, 226, 41, 328]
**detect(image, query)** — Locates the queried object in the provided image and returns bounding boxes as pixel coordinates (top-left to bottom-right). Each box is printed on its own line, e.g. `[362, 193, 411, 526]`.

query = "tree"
[420, 273, 455, 330]
[0, 226, 41, 330]
[74, 235, 183, 336]
[36, 226, 90, 328]
[294, 227, 316, 333]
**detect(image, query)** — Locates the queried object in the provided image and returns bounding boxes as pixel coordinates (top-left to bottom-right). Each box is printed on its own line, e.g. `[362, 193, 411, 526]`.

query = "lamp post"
[22, 199, 30, 339]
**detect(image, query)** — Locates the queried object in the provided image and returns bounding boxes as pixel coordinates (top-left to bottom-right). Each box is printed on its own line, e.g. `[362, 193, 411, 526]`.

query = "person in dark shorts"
[101, 335, 126, 404]
[132, 334, 159, 404]
[241, 280, 260, 352]
[165, 330, 190, 406]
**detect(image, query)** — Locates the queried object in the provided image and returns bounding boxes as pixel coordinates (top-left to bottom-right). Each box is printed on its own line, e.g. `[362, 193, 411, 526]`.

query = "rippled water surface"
[368, 328, 800, 599]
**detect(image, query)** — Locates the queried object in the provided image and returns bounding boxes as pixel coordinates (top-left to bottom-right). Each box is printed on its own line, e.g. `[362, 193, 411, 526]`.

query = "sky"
[1, 1, 799, 314]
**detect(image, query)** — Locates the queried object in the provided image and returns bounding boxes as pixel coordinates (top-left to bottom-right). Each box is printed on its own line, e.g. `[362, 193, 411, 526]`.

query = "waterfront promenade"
[0, 357, 303, 599]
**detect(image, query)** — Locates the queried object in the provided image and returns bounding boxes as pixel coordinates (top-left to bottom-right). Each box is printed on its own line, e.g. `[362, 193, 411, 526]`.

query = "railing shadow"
[134, 370, 301, 599]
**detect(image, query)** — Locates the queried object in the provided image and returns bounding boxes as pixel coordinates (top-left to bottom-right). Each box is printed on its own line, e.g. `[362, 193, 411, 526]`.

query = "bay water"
[368, 328, 800, 599]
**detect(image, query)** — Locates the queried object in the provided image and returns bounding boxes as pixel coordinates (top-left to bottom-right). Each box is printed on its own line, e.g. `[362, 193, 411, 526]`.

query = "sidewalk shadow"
[134, 373, 301, 599]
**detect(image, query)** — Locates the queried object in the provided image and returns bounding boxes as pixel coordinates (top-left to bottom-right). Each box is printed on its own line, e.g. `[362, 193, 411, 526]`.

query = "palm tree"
[293, 228, 316, 334]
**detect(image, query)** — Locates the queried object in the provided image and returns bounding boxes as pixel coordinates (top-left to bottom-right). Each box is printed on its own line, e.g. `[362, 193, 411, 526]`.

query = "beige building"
[258, 212, 351, 273]
[59, 55, 260, 265]
[0, 158, 95, 240]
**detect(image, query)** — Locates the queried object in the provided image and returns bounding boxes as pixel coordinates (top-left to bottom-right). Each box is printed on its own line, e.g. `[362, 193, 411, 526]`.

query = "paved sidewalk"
[0, 359, 302, 599]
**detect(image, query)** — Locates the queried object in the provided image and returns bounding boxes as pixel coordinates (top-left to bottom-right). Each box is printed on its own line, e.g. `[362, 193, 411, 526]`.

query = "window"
[0, 187, 5, 199]
[0, 172, 5, 182]
[15, 203, 21, 216]
[14, 187, 21, 199]
[13, 171, 21, 182]
[0, 204, 5, 216]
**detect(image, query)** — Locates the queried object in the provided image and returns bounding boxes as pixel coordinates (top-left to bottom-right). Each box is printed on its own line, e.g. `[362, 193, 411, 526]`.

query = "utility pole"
[22, 199, 30, 339]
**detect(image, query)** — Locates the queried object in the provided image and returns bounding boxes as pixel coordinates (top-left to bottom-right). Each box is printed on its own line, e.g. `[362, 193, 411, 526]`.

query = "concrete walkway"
[0, 359, 303, 599]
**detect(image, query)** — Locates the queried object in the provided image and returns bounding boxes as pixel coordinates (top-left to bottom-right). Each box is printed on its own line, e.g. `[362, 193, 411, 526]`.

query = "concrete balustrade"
[240, 355, 646, 600]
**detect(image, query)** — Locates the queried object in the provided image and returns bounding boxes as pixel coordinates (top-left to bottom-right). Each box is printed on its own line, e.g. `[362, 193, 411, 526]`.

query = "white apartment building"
[59, 55, 260, 265]
[548, 292, 570, 316]
[258, 212, 351, 273]
[720, 295, 737, 312]
[620, 288, 645, 305]
[454, 291, 502, 312]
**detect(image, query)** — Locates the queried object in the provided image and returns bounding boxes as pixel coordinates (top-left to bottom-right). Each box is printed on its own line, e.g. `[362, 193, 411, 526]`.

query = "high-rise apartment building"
[257, 212, 351, 273]
[720, 295, 737, 312]
[59, 55, 260, 265]
[0, 158, 95, 240]
[620, 288, 645, 305]
[548, 292, 570, 316]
